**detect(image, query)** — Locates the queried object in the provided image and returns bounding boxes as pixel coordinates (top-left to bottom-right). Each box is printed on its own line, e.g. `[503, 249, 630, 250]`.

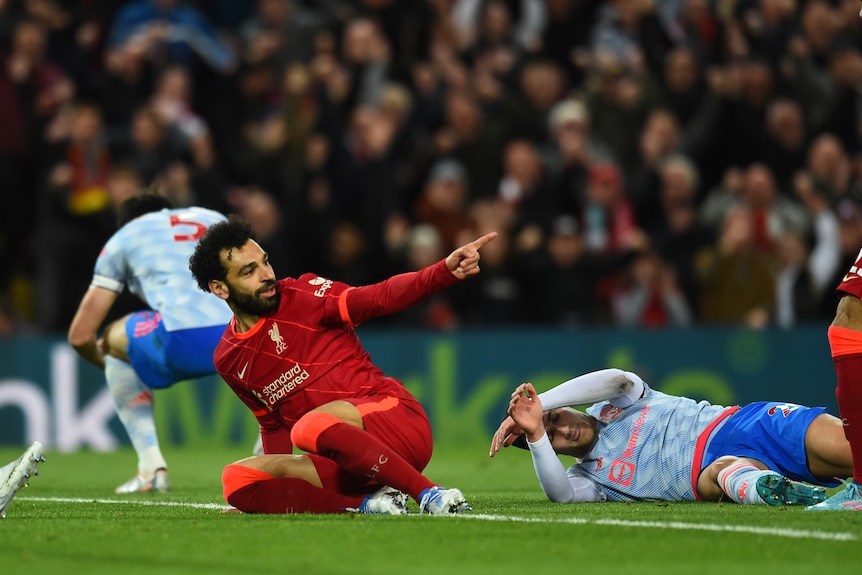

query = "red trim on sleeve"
[690, 406, 740, 500]
[339, 287, 356, 326]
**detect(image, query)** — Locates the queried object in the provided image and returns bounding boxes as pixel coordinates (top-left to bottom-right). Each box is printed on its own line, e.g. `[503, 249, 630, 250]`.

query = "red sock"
[314, 422, 436, 501]
[832, 353, 862, 483]
[226, 475, 364, 514]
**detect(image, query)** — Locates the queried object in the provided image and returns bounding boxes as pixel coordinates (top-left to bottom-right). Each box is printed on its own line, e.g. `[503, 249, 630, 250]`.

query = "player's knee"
[222, 463, 269, 508]
[290, 411, 341, 453]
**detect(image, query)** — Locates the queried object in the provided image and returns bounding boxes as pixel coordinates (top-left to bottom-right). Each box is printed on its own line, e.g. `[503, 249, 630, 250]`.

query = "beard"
[227, 279, 281, 316]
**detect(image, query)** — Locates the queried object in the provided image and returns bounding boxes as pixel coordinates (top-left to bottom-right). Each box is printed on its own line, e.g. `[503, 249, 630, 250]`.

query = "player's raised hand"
[446, 231, 497, 280]
[507, 383, 544, 441]
[489, 415, 523, 458]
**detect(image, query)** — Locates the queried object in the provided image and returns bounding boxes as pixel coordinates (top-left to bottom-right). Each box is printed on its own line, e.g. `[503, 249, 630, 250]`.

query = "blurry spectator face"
[259, 0, 290, 25]
[132, 109, 165, 149]
[407, 225, 443, 269]
[807, 134, 845, 182]
[481, 1, 513, 43]
[741, 61, 773, 109]
[157, 66, 191, 102]
[587, 164, 622, 206]
[664, 48, 698, 93]
[660, 159, 696, 207]
[425, 160, 468, 213]
[742, 164, 776, 209]
[283, 63, 310, 96]
[242, 189, 281, 240]
[521, 62, 564, 111]
[639, 110, 678, 158]
[767, 100, 804, 149]
[107, 170, 142, 211]
[71, 106, 102, 144]
[802, 1, 836, 52]
[445, 92, 481, 136]
[504, 141, 542, 187]
[13, 21, 46, 61]
[777, 232, 807, 266]
[343, 18, 376, 63]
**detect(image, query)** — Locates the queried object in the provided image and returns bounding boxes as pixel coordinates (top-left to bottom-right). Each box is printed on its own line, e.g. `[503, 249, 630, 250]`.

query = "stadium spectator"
[490, 368, 852, 505]
[1, 1, 862, 331]
[67, 193, 233, 494]
[694, 205, 776, 327]
[611, 248, 693, 328]
[188, 217, 494, 515]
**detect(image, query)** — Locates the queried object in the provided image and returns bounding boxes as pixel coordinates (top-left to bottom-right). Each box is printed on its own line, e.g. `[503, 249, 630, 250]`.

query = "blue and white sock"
[105, 356, 167, 476]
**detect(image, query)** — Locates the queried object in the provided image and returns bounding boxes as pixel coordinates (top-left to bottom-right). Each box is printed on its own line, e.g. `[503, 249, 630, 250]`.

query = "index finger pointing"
[469, 231, 498, 250]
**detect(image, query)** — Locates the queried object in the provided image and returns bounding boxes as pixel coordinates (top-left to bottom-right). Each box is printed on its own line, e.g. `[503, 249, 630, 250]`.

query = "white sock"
[105, 356, 167, 476]
[716, 461, 771, 504]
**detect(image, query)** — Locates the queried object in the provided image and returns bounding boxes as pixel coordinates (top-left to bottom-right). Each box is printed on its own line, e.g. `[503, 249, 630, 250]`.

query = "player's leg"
[290, 398, 470, 514]
[105, 311, 171, 493]
[699, 456, 825, 505]
[222, 454, 405, 514]
[807, 262, 862, 510]
[802, 413, 853, 481]
[101, 313, 131, 362]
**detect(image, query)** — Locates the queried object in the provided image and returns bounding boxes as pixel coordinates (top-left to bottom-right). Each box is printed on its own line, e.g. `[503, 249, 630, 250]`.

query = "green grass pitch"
[1, 443, 859, 575]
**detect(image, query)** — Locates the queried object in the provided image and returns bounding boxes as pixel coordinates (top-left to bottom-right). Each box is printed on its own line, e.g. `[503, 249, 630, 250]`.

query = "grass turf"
[0, 444, 859, 575]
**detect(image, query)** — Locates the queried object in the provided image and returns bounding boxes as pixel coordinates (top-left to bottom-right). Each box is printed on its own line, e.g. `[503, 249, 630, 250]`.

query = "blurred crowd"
[2, 0, 862, 336]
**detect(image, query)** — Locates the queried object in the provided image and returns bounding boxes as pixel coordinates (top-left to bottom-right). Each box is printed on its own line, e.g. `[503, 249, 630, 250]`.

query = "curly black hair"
[117, 192, 173, 227]
[189, 215, 256, 293]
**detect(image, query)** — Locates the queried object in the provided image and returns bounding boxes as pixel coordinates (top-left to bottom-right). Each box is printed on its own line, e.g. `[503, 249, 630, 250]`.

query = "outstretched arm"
[343, 232, 498, 324]
[537, 368, 645, 410]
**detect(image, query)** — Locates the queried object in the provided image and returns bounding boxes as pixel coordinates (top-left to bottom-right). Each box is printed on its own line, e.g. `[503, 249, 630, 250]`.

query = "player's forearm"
[345, 259, 458, 323]
[537, 369, 645, 409]
[528, 433, 603, 502]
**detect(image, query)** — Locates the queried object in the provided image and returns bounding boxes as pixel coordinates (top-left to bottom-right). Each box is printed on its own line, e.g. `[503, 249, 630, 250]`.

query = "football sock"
[222, 464, 363, 513]
[291, 412, 435, 501]
[717, 461, 770, 504]
[828, 326, 862, 484]
[105, 356, 167, 475]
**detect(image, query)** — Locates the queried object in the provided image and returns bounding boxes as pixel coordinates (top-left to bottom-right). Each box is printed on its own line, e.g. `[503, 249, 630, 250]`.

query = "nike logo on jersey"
[843, 265, 860, 283]
[237, 362, 249, 380]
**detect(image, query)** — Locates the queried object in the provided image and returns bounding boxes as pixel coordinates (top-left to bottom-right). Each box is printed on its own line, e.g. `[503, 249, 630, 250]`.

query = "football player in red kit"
[190, 216, 495, 515]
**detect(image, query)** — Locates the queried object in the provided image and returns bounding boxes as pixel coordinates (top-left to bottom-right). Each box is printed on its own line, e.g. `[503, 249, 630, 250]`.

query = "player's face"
[220, 240, 280, 316]
[543, 407, 599, 458]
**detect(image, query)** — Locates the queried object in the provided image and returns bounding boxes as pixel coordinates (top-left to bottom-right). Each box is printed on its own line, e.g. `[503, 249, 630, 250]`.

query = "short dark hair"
[189, 215, 256, 292]
[117, 192, 172, 227]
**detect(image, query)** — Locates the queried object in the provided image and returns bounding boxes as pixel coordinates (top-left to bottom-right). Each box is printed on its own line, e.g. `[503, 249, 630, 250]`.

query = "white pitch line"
[17, 497, 857, 542]
[462, 513, 857, 542]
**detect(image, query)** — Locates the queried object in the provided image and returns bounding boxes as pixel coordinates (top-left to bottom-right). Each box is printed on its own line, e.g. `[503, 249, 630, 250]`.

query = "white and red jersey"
[214, 260, 458, 453]
[92, 207, 232, 331]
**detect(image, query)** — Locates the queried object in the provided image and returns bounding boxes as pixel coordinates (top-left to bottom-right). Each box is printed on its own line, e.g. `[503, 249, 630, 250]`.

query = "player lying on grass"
[489, 369, 852, 506]
[190, 217, 495, 515]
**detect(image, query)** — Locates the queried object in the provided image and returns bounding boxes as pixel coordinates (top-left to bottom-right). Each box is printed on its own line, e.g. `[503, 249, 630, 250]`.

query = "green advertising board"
[0, 327, 838, 450]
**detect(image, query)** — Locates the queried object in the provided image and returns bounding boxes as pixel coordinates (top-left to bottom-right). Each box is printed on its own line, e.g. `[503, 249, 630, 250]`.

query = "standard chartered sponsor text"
[263, 363, 310, 403]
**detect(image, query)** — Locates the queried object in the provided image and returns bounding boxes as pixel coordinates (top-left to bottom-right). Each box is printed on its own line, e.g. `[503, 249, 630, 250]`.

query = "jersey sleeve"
[537, 369, 646, 410]
[338, 259, 458, 325]
[527, 433, 606, 502]
[90, 233, 129, 293]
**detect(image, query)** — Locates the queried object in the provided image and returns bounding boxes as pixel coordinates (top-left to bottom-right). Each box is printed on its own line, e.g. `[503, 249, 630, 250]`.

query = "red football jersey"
[214, 259, 458, 453]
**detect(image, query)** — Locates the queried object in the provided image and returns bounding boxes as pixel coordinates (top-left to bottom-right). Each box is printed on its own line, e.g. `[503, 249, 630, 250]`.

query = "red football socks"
[313, 421, 436, 501]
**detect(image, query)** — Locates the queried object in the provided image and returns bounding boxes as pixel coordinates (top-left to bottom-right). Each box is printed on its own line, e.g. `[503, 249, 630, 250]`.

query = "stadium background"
[1, 1, 861, 447]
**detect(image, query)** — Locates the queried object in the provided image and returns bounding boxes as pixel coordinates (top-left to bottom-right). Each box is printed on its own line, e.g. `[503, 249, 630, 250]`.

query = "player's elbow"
[67, 325, 93, 351]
